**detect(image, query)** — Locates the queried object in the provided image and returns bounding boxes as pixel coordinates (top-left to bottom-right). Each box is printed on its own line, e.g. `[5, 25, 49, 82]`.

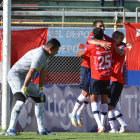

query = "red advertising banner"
[0, 28, 48, 65]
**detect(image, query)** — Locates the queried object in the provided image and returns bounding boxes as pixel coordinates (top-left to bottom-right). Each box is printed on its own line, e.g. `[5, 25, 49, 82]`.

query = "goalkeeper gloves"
[39, 87, 46, 103]
[21, 86, 29, 98]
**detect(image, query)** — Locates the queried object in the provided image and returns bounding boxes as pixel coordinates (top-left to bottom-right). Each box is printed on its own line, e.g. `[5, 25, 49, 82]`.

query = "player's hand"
[39, 87, 46, 103]
[78, 43, 86, 49]
[21, 86, 29, 99]
[77, 51, 85, 58]
[100, 42, 111, 50]
[126, 43, 132, 50]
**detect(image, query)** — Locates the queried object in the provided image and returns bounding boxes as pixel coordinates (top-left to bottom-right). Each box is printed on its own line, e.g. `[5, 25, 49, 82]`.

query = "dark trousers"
[100, 0, 104, 7]
[119, 0, 124, 7]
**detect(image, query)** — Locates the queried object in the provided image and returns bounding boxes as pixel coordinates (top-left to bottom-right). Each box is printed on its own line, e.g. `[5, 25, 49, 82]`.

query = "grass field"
[0, 132, 140, 140]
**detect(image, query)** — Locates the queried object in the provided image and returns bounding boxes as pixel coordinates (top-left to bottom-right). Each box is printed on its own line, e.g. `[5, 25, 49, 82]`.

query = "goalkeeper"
[5, 38, 61, 136]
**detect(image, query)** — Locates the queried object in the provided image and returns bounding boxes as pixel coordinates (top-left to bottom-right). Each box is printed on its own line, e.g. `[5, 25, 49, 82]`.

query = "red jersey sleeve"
[111, 45, 126, 84]
[104, 34, 112, 42]
[86, 32, 94, 45]
[83, 44, 96, 54]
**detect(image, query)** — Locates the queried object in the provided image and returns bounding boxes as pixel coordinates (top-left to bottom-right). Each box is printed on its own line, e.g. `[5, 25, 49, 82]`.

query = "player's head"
[93, 28, 104, 40]
[112, 31, 124, 45]
[45, 38, 61, 56]
[93, 21, 105, 32]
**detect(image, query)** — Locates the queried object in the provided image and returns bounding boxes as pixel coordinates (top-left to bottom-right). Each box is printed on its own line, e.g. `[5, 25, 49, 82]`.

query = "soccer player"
[108, 31, 128, 133]
[77, 28, 114, 132]
[69, 21, 111, 127]
[5, 38, 61, 136]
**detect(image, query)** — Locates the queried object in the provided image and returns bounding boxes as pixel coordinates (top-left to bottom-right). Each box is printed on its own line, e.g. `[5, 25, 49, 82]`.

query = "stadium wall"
[14, 85, 140, 132]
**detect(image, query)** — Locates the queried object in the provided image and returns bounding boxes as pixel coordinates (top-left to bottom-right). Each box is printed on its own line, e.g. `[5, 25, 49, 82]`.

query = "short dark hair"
[93, 28, 104, 40]
[46, 38, 61, 49]
[112, 31, 124, 41]
[93, 21, 103, 28]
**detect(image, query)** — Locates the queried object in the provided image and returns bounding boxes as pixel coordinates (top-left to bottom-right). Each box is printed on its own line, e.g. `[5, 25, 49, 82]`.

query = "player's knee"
[14, 92, 26, 103]
[108, 105, 115, 111]
[30, 96, 43, 103]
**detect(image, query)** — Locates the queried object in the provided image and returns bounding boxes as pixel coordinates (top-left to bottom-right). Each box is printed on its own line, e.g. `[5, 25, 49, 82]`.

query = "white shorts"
[8, 69, 40, 97]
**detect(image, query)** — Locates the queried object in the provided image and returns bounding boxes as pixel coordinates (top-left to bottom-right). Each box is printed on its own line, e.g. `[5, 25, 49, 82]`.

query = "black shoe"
[37, 128, 56, 135]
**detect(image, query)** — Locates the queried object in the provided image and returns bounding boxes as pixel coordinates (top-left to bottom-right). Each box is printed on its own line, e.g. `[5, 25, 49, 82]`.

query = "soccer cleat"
[76, 115, 83, 127]
[108, 129, 118, 133]
[97, 126, 105, 133]
[119, 126, 129, 133]
[5, 129, 17, 136]
[69, 113, 78, 127]
[37, 128, 56, 135]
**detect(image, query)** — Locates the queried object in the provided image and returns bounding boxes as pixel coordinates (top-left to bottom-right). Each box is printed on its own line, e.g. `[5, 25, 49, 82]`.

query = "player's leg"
[108, 82, 128, 133]
[69, 90, 87, 127]
[114, 107, 128, 133]
[71, 90, 88, 117]
[31, 97, 55, 135]
[99, 80, 110, 128]
[6, 72, 26, 136]
[75, 67, 91, 126]
[108, 107, 118, 133]
[35, 99, 55, 135]
[91, 94, 104, 132]
[108, 82, 122, 133]
[70, 66, 90, 127]
[29, 82, 55, 135]
[90, 78, 104, 132]
[101, 94, 108, 127]
[76, 96, 90, 126]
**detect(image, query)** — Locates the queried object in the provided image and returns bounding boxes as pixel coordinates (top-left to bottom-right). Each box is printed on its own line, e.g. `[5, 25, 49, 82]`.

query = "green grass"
[0, 132, 140, 140]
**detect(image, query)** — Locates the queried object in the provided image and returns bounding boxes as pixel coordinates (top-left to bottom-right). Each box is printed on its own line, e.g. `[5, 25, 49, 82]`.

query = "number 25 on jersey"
[94, 55, 111, 70]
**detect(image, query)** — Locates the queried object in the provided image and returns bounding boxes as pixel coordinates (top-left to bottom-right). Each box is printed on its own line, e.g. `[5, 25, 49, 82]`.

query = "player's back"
[87, 41, 114, 80]
[11, 46, 51, 76]
[111, 45, 126, 84]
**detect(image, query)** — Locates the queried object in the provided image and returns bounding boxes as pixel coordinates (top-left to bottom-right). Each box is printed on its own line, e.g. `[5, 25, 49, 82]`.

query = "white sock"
[91, 102, 102, 128]
[8, 100, 24, 130]
[108, 109, 117, 130]
[100, 103, 108, 127]
[114, 107, 127, 127]
[35, 102, 45, 132]
[71, 94, 86, 116]
[76, 97, 89, 116]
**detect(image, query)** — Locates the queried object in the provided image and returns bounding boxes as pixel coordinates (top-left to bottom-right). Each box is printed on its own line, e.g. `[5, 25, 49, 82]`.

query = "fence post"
[136, 7, 139, 23]
[114, 11, 118, 31]
[2, 0, 11, 130]
[62, 8, 65, 28]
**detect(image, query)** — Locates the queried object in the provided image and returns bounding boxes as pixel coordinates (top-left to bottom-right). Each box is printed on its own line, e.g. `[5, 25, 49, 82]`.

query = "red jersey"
[81, 51, 90, 68]
[84, 41, 114, 80]
[86, 32, 112, 44]
[81, 32, 112, 68]
[111, 45, 126, 84]
[81, 32, 94, 68]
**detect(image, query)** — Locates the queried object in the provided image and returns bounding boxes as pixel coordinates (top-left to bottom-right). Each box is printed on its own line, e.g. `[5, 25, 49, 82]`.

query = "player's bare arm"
[88, 39, 111, 50]
[77, 51, 85, 58]
[23, 68, 36, 87]
[114, 46, 124, 56]
[39, 68, 47, 87]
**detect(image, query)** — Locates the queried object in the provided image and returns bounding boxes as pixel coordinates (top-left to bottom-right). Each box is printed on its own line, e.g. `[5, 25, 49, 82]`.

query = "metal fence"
[0, 23, 125, 85]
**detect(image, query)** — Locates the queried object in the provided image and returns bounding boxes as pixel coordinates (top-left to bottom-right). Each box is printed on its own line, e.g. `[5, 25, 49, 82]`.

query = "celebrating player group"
[69, 21, 129, 133]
